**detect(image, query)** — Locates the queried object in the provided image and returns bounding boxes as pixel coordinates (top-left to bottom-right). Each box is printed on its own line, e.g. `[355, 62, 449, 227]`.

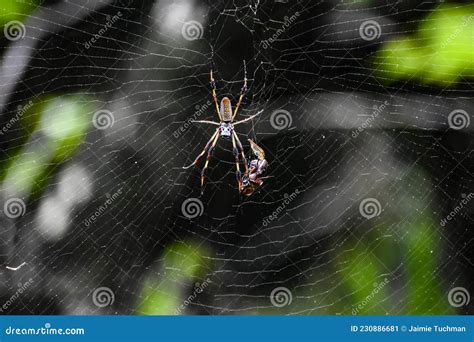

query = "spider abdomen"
[220, 97, 233, 122]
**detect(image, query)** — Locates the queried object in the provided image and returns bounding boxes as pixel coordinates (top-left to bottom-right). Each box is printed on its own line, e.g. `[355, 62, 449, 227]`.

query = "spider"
[183, 65, 263, 193]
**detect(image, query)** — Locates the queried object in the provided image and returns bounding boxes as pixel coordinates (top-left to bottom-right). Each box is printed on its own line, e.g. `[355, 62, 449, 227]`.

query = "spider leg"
[231, 60, 248, 121]
[232, 130, 248, 173]
[190, 120, 220, 126]
[183, 129, 219, 169]
[233, 110, 263, 126]
[231, 131, 243, 189]
[200, 129, 220, 189]
[210, 70, 223, 121]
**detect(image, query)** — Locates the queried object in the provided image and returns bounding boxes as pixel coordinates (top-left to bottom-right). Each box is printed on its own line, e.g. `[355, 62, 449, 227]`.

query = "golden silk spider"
[183, 64, 267, 195]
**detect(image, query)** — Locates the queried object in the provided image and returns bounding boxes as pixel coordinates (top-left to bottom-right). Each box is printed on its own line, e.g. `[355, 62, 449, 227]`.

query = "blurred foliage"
[138, 241, 210, 315]
[1, 95, 92, 199]
[374, 3, 474, 86]
[338, 237, 391, 315]
[40, 96, 91, 162]
[0, 1, 39, 25]
[405, 214, 451, 314]
[337, 212, 451, 315]
[251, 212, 452, 315]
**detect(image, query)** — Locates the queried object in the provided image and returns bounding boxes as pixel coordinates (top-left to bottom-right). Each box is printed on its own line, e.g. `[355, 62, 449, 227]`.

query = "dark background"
[0, 0, 473, 315]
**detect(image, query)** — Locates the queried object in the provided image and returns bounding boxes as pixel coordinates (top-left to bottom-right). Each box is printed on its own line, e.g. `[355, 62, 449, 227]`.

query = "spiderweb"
[0, 0, 473, 316]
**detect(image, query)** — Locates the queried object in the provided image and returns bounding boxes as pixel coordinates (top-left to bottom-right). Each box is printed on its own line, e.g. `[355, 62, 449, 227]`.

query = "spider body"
[183, 66, 264, 193]
[219, 122, 233, 138]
